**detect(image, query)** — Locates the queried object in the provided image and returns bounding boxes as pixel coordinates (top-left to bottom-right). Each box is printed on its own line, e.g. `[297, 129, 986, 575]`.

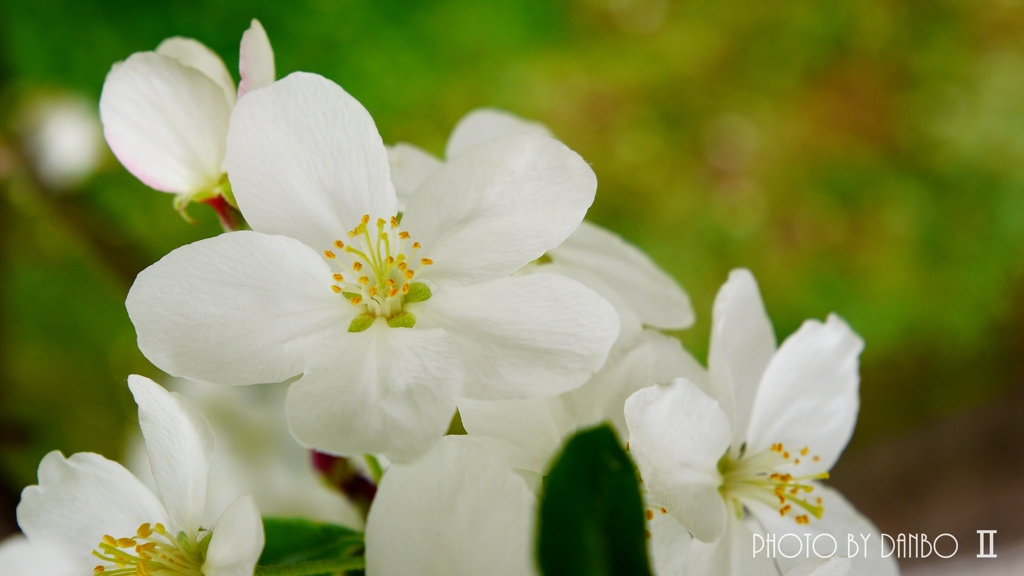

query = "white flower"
[623, 269, 899, 576]
[364, 436, 537, 576]
[388, 108, 694, 330]
[0, 535, 76, 576]
[126, 72, 620, 464]
[125, 378, 363, 529]
[14, 375, 264, 576]
[99, 19, 274, 206]
[18, 93, 105, 191]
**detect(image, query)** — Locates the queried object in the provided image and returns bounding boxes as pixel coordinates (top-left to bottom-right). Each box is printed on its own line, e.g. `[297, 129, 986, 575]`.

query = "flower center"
[322, 214, 432, 331]
[718, 443, 828, 525]
[92, 523, 207, 576]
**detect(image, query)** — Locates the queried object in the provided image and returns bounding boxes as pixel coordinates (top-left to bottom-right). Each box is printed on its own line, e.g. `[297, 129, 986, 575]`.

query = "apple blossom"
[99, 19, 274, 215]
[388, 108, 694, 330]
[12, 375, 263, 576]
[364, 436, 537, 576]
[623, 269, 899, 576]
[126, 72, 620, 464]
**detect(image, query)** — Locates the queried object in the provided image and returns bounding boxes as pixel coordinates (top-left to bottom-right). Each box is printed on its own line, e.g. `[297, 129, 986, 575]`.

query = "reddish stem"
[200, 195, 242, 231]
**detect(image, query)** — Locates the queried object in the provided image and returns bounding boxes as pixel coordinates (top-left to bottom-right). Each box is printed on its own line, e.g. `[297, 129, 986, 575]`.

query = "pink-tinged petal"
[100, 52, 230, 194]
[237, 19, 275, 98]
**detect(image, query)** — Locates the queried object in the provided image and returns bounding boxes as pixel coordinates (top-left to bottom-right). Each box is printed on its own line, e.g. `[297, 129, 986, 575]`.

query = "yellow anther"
[783, 451, 790, 459]
[347, 230, 358, 238]
[353, 262, 363, 271]
[780, 504, 792, 516]
[771, 443, 784, 453]
[350, 296, 362, 305]
[358, 276, 370, 285]
[103, 535, 117, 547]
[361, 214, 370, 225]
[421, 258, 433, 265]
[796, 515, 810, 525]
[324, 250, 336, 259]
[387, 256, 395, 265]
[94, 566, 105, 574]
[813, 455, 820, 462]
[412, 242, 421, 249]
[645, 510, 654, 520]
[389, 287, 399, 297]
[399, 231, 410, 239]
[333, 273, 344, 282]
[385, 278, 395, 287]
[334, 240, 345, 249]
[377, 218, 386, 227]
[117, 538, 136, 548]
[331, 286, 342, 294]
[398, 262, 408, 271]
[390, 216, 398, 228]
[794, 459, 800, 465]
[136, 524, 152, 539]
[404, 270, 414, 279]
[800, 447, 809, 456]
[369, 286, 378, 296]
[401, 283, 410, 294]
[153, 524, 166, 535]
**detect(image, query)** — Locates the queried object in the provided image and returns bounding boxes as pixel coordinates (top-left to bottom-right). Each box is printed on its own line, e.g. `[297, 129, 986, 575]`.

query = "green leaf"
[537, 425, 653, 576]
[259, 517, 364, 571]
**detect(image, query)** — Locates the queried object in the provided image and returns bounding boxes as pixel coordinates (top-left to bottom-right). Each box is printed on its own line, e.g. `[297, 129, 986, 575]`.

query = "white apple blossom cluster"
[0, 19, 902, 576]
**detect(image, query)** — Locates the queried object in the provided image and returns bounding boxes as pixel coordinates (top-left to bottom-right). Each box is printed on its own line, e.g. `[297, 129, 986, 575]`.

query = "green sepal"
[386, 311, 416, 328]
[197, 530, 213, 559]
[341, 292, 361, 300]
[403, 282, 431, 303]
[348, 314, 375, 332]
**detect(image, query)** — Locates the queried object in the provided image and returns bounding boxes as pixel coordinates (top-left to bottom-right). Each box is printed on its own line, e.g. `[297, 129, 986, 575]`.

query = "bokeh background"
[2, 0, 1024, 572]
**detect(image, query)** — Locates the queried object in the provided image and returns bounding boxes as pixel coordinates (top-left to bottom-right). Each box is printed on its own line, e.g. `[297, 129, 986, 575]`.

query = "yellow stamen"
[323, 250, 335, 259]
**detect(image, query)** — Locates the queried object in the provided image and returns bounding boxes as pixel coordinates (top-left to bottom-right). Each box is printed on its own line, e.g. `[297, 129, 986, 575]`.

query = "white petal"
[648, 512, 692, 576]
[707, 268, 777, 448]
[445, 108, 552, 159]
[401, 134, 596, 286]
[365, 436, 537, 576]
[748, 485, 898, 576]
[564, 328, 704, 439]
[16, 451, 168, 565]
[202, 495, 265, 576]
[237, 19, 275, 98]
[744, 314, 864, 472]
[129, 375, 214, 537]
[100, 51, 229, 194]
[156, 37, 236, 109]
[527, 259, 644, 346]
[387, 143, 442, 211]
[685, 516, 782, 576]
[0, 535, 77, 576]
[548, 221, 694, 330]
[786, 557, 852, 576]
[127, 231, 349, 386]
[416, 273, 619, 400]
[459, 396, 566, 474]
[226, 72, 398, 250]
[285, 323, 462, 464]
[623, 380, 731, 543]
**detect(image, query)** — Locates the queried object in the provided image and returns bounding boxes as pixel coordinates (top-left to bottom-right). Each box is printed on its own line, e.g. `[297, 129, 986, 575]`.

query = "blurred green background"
[2, 0, 1024, 553]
